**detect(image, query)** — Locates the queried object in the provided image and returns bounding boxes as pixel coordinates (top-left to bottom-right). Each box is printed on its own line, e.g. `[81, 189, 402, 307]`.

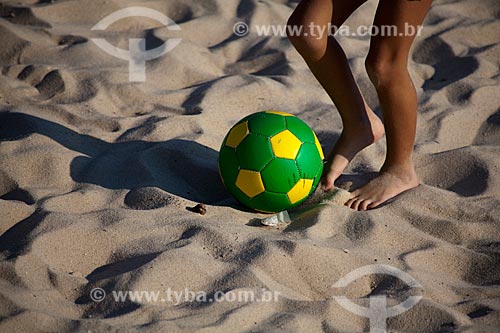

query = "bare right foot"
[321, 108, 385, 190]
[345, 165, 419, 210]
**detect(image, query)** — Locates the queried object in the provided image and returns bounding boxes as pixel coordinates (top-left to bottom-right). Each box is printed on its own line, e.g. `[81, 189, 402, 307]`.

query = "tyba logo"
[332, 264, 423, 333]
[91, 7, 182, 82]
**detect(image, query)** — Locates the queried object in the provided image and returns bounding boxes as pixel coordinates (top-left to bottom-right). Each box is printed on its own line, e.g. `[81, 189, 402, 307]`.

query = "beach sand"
[0, 0, 499, 331]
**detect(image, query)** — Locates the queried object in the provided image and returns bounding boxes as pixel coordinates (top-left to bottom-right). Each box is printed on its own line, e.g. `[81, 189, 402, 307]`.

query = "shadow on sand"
[0, 111, 229, 205]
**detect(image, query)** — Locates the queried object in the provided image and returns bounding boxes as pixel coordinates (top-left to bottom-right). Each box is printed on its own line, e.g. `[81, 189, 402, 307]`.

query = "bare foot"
[321, 109, 384, 191]
[345, 166, 419, 211]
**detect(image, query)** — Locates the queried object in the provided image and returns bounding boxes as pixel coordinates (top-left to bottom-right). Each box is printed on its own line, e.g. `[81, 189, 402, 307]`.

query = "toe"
[367, 201, 383, 209]
[321, 180, 333, 191]
[321, 169, 342, 191]
[351, 198, 362, 211]
[345, 197, 356, 208]
[360, 200, 372, 211]
[320, 174, 336, 191]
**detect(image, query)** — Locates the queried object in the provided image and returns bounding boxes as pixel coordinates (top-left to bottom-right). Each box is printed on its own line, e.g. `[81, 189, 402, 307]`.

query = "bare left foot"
[345, 166, 419, 210]
[321, 107, 385, 191]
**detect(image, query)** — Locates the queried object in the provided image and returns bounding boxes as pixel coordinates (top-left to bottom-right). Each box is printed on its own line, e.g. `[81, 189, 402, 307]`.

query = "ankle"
[342, 120, 383, 142]
[341, 116, 371, 132]
[381, 162, 417, 180]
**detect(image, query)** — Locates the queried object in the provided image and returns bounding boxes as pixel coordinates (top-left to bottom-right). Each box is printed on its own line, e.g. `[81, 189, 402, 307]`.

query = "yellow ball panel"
[313, 132, 324, 160]
[287, 178, 313, 204]
[266, 110, 294, 117]
[270, 130, 302, 160]
[236, 169, 265, 198]
[225, 121, 249, 148]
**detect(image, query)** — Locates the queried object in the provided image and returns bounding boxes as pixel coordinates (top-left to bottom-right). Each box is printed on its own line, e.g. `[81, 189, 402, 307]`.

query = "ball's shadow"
[0, 112, 229, 205]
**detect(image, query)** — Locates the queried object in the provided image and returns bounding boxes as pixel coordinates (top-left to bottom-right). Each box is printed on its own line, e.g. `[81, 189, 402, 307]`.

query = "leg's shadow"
[0, 112, 228, 205]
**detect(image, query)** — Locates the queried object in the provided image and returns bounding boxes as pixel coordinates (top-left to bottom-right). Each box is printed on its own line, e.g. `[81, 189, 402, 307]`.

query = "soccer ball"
[218, 111, 324, 213]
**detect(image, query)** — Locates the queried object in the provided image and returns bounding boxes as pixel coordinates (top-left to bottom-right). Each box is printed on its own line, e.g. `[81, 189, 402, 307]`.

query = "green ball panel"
[296, 142, 323, 179]
[218, 146, 239, 186]
[250, 191, 291, 213]
[312, 164, 323, 190]
[261, 158, 300, 193]
[248, 112, 287, 137]
[286, 117, 315, 144]
[236, 134, 273, 171]
[232, 187, 254, 209]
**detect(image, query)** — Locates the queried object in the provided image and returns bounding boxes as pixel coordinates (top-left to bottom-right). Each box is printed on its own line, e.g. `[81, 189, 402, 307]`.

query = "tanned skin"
[287, 0, 432, 210]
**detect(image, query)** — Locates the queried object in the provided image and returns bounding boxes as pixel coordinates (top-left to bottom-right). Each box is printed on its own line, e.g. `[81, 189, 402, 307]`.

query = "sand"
[1, 0, 499, 332]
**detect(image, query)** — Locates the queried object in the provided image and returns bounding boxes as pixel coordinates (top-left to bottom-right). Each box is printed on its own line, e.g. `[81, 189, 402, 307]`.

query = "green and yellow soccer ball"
[219, 111, 324, 213]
